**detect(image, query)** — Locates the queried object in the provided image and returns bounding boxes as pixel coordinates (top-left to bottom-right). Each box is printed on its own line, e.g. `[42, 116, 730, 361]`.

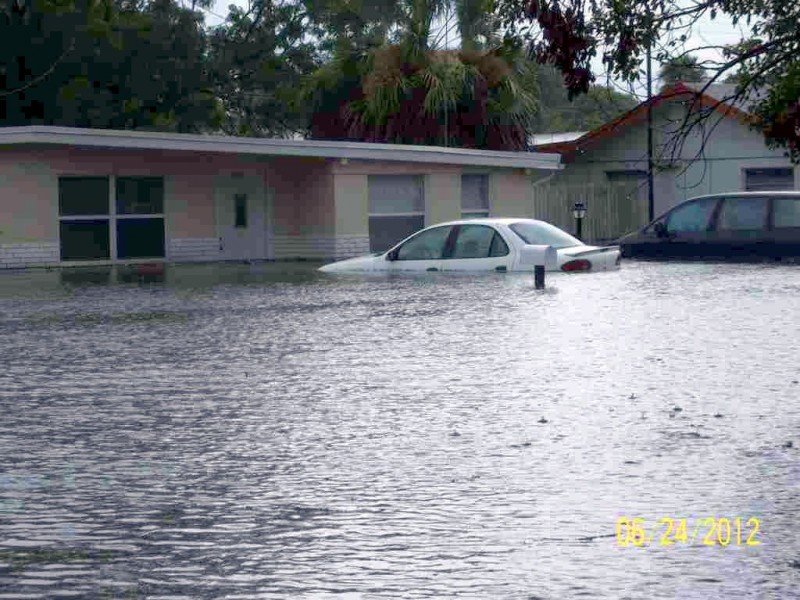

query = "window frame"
[367, 174, 426, 253]
[58, 175, 166, 264]
[460, 173, 490, 220]
[743, 167, 795, 192]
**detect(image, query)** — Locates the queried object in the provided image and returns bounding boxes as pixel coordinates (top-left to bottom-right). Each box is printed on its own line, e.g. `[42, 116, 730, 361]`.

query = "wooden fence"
[531, 181, 651, 244]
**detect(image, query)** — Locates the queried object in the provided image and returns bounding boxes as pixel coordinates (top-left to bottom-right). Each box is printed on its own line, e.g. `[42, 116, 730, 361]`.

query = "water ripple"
[1, 262, 799, 598]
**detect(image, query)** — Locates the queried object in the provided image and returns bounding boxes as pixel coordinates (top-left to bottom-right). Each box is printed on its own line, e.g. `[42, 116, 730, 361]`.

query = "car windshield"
[509, 221, 583, 249]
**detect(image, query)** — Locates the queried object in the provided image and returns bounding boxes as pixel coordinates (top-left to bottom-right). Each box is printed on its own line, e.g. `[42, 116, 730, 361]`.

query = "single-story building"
[529, 82, 799, 240]
[0, 126, 561, 270]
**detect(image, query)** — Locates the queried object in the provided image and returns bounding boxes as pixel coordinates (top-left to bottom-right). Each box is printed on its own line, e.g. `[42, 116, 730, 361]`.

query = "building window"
[744, 168, 794, 191]
[58, 176, 165, 262]
[234, 193, 248, 228]
[368, 174, 425, 252]
[59, 177, 111, 260]
[116, 177, 164, 214]
[461, 174, 489, 219]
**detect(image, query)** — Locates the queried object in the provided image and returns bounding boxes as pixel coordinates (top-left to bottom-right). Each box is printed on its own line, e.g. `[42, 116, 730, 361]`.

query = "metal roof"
[529, 131, 587, 146]
[0, 126, 563, 170]
[682, 82, 767, 113]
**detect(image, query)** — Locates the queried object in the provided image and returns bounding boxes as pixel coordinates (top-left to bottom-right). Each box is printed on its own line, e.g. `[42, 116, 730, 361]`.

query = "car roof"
[687, 191, 800, 201]
[431, 217, 545, 227]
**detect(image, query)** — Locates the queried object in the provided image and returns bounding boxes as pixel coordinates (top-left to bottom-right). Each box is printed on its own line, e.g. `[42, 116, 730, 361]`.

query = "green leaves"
[659, 54, 706, 87]
[513, 0, 800, 160]
[0, 0, 218, 131]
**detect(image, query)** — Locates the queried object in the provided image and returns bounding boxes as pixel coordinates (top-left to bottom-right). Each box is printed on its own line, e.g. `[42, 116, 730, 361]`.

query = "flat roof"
[0, 126, 563, 171]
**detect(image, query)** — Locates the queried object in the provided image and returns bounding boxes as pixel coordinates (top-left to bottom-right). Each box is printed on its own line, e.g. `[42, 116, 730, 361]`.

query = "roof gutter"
[0, 126, 563, 171]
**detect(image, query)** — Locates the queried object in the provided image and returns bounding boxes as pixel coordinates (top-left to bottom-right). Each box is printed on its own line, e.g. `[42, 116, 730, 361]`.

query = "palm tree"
[659, 55, 707, 89]
[299, 0, 539, 150]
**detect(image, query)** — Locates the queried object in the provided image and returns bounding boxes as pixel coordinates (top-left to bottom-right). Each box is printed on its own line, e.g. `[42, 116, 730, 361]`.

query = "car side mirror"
[653, 222, 668, 238]
[386, 249, 398, 261]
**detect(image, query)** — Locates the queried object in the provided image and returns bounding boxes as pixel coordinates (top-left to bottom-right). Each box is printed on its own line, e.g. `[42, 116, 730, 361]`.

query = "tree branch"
[0, 38, 76, 98]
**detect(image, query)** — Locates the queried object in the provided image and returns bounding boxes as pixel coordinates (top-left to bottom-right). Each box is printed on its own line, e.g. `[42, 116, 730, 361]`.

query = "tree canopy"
[0, 0, 218, 130]
[659, 54, 706, 89]
[0, 0, 636, 146]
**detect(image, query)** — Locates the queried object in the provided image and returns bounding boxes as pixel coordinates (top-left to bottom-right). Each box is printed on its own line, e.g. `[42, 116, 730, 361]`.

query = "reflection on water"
[1, 261, 799, 599]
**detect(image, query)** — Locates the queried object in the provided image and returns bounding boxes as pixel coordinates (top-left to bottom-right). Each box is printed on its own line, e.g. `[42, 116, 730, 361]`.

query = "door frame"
[213, 175, 272, 261]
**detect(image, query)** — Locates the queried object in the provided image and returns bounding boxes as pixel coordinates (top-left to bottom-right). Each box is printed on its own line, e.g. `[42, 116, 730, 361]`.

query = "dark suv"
[618, 192, 800, 261]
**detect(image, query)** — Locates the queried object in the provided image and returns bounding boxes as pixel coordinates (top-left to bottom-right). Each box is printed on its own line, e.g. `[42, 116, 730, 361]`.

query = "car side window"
[396, 226, 451, 260]
[666, 198, 718, 233]
[449, 224, 497, 259]
[489, 232, 509, 257]
[716, 196, 768, 231]
[773, 197, 800, 228]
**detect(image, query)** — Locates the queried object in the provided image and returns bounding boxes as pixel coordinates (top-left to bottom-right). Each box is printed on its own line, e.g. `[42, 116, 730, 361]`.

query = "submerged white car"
[319, 218, 621, 273]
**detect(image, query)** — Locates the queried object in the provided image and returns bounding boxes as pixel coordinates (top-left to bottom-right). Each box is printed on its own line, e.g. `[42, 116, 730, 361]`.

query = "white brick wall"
[167, 238, 221, 263]
[334, 235, 371, 259]
[0, 236, 369, 269]
[273, 235, 370, 260]
[0, 243, 59, 269]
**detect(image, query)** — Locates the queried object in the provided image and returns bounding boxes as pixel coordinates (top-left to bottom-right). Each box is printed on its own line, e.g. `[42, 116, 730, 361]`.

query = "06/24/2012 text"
[616, 517, 761, 547]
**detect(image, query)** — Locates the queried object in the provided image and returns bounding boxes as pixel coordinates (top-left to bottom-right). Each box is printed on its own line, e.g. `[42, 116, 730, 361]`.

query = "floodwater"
[0, 261, 799, 599]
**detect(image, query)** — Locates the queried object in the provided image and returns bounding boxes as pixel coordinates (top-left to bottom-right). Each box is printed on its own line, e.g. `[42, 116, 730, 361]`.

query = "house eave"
[0, 126, 563, 171]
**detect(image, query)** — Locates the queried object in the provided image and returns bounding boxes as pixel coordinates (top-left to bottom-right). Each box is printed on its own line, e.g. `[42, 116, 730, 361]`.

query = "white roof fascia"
[0, 126, 563, 170]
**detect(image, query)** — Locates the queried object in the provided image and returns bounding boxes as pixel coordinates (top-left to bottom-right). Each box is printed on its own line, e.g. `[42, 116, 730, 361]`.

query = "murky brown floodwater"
[1, 261, 799, 599]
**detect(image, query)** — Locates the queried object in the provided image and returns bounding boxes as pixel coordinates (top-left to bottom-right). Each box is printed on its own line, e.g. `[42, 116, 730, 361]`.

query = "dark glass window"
[489, 232, 509, 257]
[369, 215, 425, 253]
[115, 177, 164, 214]
[59, 177, 109, 216]
[450, 224, 496, 259]
[60, 220, 110, 260]
[116, 218, 165, 259]
[773, 198, 800, 228]
[716, 197, 768, 231]
[396, 225, 452, 260]
[234, 193, 248, 228]
[665, 198, 718, 232]
[744, 168, 794, 191]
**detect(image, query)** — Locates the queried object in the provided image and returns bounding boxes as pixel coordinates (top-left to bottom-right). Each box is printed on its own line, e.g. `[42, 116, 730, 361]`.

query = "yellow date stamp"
[616, 517, 762, 547]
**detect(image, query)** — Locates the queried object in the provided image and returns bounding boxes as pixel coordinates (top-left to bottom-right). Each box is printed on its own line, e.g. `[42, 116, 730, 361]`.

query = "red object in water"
[133, 263, 165, 276]
[561, 259, 592, 272]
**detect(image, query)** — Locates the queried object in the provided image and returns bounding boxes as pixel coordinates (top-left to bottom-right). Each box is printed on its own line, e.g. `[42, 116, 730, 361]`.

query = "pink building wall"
[0, 147, 336, 245]
[269, 157, 334, 237]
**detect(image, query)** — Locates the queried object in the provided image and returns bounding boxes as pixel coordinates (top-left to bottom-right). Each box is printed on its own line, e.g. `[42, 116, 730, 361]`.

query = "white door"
[214, 176, 269, 261]
[387, 224, 453, 271]
[438, 224, 514, 272]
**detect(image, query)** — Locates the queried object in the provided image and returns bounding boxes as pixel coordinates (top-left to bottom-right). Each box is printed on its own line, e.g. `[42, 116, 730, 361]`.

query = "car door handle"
[495, 265, 507, 272]
[426, 267, 439, 272]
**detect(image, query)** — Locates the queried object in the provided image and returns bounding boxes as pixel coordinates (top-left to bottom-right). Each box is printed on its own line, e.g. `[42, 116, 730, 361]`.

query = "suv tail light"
[561, 259, 592, 272]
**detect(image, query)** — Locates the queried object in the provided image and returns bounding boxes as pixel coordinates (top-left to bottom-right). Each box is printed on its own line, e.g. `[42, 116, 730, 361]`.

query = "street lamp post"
[573, 201, 587, 242]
